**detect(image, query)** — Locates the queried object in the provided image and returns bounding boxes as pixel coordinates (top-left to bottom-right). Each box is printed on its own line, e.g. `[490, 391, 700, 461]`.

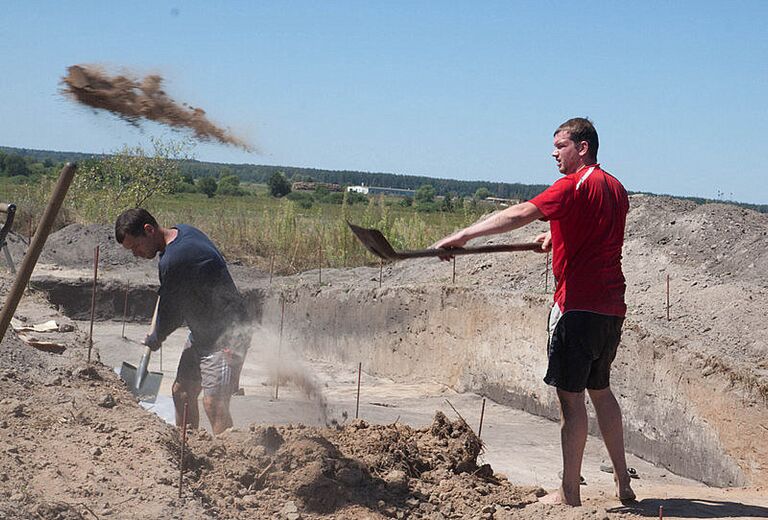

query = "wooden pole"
[355, 362, 362, 419]
[274, 295, 285, 400]
[477, 397, 486, 438]
[0, 163, 77, 344]
[179, 400, 189, 498]
[87, 245, 100, 363]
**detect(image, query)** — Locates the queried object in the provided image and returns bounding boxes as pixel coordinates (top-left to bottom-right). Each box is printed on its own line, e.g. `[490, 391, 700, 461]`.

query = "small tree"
[217, 175, 245, 196]
[71, 137, 192, 221]
[474, 187, 491, 200]
[197, 177, 218, 198]
[268, 171, 291, 197]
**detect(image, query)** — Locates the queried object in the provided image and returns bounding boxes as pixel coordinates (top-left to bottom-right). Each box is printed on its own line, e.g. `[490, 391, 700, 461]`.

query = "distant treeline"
[2, 145, 767, 213]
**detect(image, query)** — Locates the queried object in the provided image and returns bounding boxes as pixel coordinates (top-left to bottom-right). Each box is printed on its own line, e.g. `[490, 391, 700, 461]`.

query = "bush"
[286, 191, 313, 208]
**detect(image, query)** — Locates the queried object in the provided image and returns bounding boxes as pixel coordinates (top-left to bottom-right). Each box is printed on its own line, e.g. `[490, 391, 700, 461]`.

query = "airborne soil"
[1, 193, 767, 519]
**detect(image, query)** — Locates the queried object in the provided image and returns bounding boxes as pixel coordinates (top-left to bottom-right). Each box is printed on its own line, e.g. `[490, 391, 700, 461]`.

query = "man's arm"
[434, 201, 544, 251]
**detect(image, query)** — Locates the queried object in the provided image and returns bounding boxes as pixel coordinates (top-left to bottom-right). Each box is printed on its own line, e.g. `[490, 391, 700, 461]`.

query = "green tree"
[268, 171, 291, 197]
[474, 187, 491, 200]
[440, 192, 455, 212]
[415, 184, 435, 204]
[4, 154, 30, 177]
[71, 137, 192, 221]
[217, 175, 245, 196]
[197, 177, 218, 198]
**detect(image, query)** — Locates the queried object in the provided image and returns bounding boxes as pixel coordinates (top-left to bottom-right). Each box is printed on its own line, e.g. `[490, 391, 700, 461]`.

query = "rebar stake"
[88, 245, 100, 363]
[545, 251, 550, 293]
[355, 362, 362, 419]
[659, 505, 663, 519]
[477, 397, 486, 438]
[379, 259, 383, 288]
[318, 241, 323, 285]
[179, 401, 189, 498]
[452, 257, 456, 284]
[274, 295, 285, 400]
[269, 253, 275, 286]
[121, 288, 129, 338]
[666, 274, 670, 321]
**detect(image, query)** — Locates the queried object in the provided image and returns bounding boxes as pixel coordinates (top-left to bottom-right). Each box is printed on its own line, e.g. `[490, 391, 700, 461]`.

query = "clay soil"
[1, 193, 767, 519]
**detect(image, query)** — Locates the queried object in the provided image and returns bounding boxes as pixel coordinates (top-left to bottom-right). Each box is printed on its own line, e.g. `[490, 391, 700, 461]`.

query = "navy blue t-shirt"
[147, 224, 247, 354]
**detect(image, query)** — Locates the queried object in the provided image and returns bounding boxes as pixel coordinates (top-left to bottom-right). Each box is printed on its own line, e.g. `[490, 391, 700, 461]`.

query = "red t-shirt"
[529, 164, 628, 317]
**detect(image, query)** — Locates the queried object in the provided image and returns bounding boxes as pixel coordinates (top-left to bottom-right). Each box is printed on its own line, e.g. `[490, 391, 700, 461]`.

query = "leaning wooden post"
[87, 245, 100, 363]
[0, 163, 76, 344]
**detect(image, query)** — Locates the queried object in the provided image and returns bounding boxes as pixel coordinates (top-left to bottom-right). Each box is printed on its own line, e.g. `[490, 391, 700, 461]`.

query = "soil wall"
[255, 283, 746, 488]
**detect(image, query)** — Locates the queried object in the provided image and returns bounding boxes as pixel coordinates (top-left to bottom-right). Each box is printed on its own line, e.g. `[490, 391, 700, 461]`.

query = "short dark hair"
[555, 117, 599, 160]
[115, 208, 158, 244]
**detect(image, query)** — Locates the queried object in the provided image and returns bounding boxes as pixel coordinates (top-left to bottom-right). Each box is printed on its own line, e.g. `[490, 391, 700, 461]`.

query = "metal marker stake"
[355, 362, 362, 419]
[666, 274, 670, 321]
[379, 259, 383, 288]
[318, 241, 323, 285]
[121, 288, 129, 338]
[659, 505, 663, 519]
[478, 397, 486, 438]
[179, 401, 189, 498]
[88, 245, 100, 363]
[545, 251, 550, 293]
[452, 257, 456, 284]
[274, 295, 285, 400]
[269, 253, 275, 286]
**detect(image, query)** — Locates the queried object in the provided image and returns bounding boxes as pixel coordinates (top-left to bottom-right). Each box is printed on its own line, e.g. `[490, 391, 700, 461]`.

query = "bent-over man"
[115, 208, 250, 434]
[434, 118, 635, 506]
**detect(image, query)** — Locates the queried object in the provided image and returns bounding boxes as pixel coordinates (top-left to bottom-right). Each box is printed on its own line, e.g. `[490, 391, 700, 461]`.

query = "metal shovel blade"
[119, 361, 163, 403]
[347, 222, 541, 261]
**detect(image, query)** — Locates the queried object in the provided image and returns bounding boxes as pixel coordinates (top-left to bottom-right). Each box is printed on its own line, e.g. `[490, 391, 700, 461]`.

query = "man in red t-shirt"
[435, 118, 635, 506]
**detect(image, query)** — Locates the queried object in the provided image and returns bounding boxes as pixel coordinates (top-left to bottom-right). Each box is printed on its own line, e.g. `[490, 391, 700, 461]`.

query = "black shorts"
[544, 310, 624, 393]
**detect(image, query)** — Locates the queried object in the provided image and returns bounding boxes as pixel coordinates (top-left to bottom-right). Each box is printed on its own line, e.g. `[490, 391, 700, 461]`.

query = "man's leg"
[173, 380, 201, 429]
[541, 389, 588, 506]
[588, 387, 635, 501]
[203, 393, 233, 435]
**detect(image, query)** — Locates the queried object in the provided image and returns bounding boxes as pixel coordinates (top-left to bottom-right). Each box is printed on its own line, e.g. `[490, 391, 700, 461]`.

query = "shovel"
[119, 296, 163, 402]
[347, 222, 541, 261]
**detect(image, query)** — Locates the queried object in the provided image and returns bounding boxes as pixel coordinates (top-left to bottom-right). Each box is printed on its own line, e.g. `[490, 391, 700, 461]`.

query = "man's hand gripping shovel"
[119, 297, 163, 402]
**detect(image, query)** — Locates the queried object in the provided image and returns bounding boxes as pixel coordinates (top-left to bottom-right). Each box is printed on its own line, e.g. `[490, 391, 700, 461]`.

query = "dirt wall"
[254, 283, 747, 487]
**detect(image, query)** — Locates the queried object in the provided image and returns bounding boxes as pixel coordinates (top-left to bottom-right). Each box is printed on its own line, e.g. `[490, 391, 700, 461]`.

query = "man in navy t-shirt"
[116, 208, 250, 434]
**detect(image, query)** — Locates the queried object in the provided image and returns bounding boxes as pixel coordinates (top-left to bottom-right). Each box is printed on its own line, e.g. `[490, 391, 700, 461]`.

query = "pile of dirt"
[61, 65, 253, 151]
[37, 223, 144, 269]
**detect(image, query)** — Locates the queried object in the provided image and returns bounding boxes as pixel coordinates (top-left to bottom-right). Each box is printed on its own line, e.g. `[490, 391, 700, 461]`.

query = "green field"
[1, 179, 490, 274]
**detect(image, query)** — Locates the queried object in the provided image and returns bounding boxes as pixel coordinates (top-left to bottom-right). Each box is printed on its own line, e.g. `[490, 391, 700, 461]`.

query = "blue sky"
[1, 1, 766, 204]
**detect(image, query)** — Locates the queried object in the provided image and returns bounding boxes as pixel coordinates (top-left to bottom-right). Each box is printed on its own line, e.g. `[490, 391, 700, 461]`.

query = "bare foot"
[616, 479, 636, 501]
[538, 488, 581, 506]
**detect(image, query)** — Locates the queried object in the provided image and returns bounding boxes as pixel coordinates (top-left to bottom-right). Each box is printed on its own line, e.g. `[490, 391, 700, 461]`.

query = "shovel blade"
[119, 362, 163, 403]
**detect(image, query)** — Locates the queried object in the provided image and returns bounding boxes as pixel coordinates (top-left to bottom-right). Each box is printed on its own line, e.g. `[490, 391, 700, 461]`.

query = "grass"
[1, 179, 489, 274]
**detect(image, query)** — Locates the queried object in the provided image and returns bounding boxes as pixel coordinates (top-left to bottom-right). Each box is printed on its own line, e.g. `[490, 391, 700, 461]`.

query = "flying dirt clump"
[61, 64, 254, 152]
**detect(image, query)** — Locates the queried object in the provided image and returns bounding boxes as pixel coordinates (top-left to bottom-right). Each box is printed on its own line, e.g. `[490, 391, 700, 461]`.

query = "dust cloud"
[61, 64, 254, 152]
